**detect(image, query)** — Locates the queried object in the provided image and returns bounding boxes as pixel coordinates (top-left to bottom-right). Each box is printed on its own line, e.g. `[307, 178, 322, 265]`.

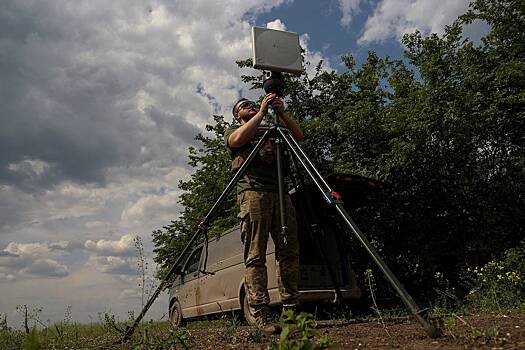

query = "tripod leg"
[275, 136, 288, 244]
[277, 128, 441, 338]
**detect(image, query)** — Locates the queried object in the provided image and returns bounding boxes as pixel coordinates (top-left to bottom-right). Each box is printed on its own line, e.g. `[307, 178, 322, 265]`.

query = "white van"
[168, 224, 361, 326]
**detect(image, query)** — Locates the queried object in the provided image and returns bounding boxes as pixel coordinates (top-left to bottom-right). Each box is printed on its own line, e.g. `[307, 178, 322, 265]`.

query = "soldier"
[224, 93, 304, 333]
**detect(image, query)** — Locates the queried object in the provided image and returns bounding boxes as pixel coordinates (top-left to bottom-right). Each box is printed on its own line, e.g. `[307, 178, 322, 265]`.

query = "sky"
[0, 0, 484, 326]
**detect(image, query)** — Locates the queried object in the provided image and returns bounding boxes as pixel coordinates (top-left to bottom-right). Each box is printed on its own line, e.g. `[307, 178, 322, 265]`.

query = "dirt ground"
[183, 311, 524, 349]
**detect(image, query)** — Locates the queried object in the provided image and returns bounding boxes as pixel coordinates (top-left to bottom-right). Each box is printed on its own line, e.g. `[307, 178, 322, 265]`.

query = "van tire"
[170, 299, 184, 327]
[242, 292, 258, 326]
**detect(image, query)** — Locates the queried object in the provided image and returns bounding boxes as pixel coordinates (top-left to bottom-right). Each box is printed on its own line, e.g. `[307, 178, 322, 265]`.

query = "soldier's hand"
[271, 97, 285, 115]
[260, 93, 276, 114]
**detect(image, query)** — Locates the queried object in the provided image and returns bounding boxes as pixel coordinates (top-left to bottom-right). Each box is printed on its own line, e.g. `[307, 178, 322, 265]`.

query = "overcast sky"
[0, 0, 483, 325]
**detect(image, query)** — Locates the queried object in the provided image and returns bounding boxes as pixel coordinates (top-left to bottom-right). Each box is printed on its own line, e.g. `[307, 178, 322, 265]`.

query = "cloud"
[300, 34, 335, 78]
[119, 288, 141, 300]
[120, 190, 183, 227]
[0, 234, 142, 279]
[4, 242, 53, 261]
[0, 272, 16, 282]
[262, 19, 334, 79]
[20, 259, 68, 278]
[358, 0, 471, 44]
[0, 241, 70, 278]
[84, 234, 136, 257]
[88, 256, 136, 275]
[0, 251, 18, 257]
[266, 19, 287, 31]
[0, 0, 288, 197]
[338, 0, 361, 27]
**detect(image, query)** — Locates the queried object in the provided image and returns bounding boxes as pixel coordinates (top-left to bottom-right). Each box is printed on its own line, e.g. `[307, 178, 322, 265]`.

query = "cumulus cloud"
[338, 0, 361, 27]
[0, 242, 69, 278]
[0, 251, 18, 257]
[0, 234, 143, 279]
[358, 0, 470, 44]
[0, 0, 287, 199]
[84, 234, 136, 257]
[4, 242, 53, 261]
[21, 259, 68, 278]
[300, 34, 335, 78]
[120, 190, 183, 227]
[83, 234, 144, 277]
[266, 19, 287, 31]
[0, 272, 15, 282]
[119, 288, 141, 300]
[262, 18, 334, 79]
[88, 256, 136, 275]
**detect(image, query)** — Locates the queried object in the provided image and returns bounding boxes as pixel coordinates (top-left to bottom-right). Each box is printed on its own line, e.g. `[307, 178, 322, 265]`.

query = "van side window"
[184, 247, 202, 275]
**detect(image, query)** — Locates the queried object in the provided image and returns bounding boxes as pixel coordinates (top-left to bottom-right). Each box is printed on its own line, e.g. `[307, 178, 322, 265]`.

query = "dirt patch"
[182, 311, 524, 349]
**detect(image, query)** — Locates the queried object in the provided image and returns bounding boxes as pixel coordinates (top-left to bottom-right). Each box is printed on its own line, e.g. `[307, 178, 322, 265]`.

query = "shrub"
[464, 244, 525, 310]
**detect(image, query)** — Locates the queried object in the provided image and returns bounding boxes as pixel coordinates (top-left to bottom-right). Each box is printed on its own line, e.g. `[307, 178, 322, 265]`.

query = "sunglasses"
[237, 101, 256, 112]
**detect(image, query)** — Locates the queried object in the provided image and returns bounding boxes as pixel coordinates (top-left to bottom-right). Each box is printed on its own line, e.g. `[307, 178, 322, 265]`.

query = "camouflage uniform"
[225, 126, 300, 317]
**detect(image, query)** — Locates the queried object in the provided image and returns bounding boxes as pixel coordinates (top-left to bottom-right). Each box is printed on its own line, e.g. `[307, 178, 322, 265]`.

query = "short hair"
[232, 98, 248, 117]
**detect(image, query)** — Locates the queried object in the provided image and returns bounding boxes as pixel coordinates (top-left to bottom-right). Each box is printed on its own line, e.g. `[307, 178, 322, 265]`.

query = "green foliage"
[432, 271, 461, 312]
[273, 311, 337, 350]
[464, 243, 525, 310]
[0, 318, 191, 350]
[23, 327, 41, 350]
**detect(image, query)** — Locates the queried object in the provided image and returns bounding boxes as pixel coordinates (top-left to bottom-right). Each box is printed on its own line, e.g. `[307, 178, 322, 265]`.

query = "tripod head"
[263, 71, 286, 98]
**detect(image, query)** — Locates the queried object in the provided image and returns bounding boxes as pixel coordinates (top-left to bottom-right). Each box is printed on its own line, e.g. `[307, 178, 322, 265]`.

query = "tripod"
[121, 109, 440, 342]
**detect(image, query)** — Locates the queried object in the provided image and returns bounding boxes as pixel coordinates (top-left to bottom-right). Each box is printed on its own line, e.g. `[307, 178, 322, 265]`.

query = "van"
[168, 174, 382, 326]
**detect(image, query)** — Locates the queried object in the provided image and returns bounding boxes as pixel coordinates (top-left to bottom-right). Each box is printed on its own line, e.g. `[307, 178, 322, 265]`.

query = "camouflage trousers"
[238, 191, 300, 314]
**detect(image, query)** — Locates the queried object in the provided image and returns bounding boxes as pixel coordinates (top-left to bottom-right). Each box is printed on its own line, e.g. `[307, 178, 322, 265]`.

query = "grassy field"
[2, 245, 523, 349]
[1, 308, 524, 349]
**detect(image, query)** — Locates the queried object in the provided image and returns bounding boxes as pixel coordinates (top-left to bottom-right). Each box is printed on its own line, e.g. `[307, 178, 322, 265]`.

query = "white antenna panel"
[252, 26, 303, 75]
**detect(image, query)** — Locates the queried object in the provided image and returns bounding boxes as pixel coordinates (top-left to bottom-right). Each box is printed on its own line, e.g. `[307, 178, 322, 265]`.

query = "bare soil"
[183, 311, 524, 349]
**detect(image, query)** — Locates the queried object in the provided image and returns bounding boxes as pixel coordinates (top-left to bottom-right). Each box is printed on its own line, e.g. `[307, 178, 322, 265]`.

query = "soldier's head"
[232, 98, 257, 125]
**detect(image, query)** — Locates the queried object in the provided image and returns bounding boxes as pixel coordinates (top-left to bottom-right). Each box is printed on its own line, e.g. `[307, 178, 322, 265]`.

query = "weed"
[22, 327, 41, 350]
[99, 311, 124, 333]
[0, 313, 8, 331]
[15, 305, 47, 333]
[271, 310, 338, 350]
[134, 235, 148, 308]
[433, 271, 460, 311]
[364, 269, 390, 337]
[247, 328, 263, 343]
[225, 313, 241, 333]
[132, 323, 191, 350]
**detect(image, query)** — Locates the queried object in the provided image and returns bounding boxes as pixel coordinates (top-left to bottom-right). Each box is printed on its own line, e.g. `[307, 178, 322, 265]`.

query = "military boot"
[253, 307, 281, 335]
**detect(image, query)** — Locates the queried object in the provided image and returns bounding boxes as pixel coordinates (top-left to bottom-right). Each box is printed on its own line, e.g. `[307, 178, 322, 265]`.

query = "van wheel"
[242, 293, 257, 326]
[170, 299, 184, 327]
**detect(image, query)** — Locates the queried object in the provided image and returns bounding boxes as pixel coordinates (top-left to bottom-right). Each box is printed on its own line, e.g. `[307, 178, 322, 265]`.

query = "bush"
[464, 244, 525, 310]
